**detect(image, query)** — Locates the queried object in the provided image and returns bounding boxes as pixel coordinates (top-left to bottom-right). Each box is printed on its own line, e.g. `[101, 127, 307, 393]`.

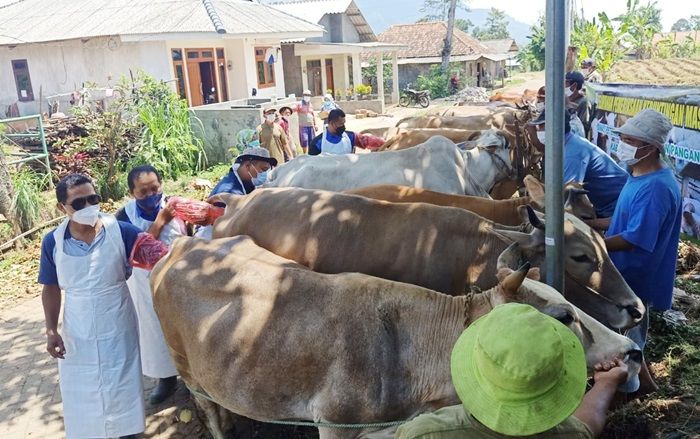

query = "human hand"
[158, 204, 176, 224]
[47, 333, 66, 359]
[593, 358, 629, 386]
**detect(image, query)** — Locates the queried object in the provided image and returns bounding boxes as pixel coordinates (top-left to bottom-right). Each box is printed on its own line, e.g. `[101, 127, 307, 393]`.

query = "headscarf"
[236, 129, 260, 151]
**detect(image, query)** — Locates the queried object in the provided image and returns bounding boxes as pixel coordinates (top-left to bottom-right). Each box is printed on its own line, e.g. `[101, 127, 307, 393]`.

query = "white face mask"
[535, 102, 545, 112]
[564, 87, 574, 98]
[265, 113, 276, 122]
[615, 141, 651, 166]
[536, 130, 546, 144]
[302, 96, 310, 103]
[71, 204, 100, 226]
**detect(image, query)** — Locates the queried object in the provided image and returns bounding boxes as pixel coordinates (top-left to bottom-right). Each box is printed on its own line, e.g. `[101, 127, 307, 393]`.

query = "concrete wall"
[0, 37, 170, 115]
[338, 99, 383, 114]
[191, 104, 263, 165]
[398, 64, 433, 89]
[309, 13, 361, 43]
[281, 44, 303, 97]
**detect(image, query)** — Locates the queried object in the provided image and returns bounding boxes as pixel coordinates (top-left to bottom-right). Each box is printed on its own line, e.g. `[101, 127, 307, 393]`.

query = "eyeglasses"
[66, 194, 102, 211]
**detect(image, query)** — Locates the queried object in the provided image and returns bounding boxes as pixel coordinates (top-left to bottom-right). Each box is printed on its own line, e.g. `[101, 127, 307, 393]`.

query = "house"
[267, 0, 405, 106]
[377, 22, 510, 89]
[0, 0, 323, 115]
[481, 38, 520, 71]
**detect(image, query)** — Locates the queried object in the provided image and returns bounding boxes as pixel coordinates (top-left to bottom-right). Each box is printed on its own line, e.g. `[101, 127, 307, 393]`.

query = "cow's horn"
[502, 261, 531, 294]
[497, 242, 524, 270]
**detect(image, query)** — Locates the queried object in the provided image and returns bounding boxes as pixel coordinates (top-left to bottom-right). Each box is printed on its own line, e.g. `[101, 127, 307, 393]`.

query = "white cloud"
[468, 0, 700, 31]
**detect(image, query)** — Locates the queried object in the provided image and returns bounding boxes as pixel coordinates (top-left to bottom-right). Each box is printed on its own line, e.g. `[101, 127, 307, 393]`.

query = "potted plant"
[355, 84, 372, 100]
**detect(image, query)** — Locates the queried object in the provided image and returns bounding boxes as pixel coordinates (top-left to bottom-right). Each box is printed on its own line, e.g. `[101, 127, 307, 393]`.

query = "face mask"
[564, 87, 574, 98]
[136, 192, 163, 212]
[252, 170, 268, 186]
[536, 130, 546, 144]
[302, 96, 310, 103]
[266, 114, 276, 122]
[616, 141, 651, 166]
[248, 139, 260, 148]
[536, 102, 545, 112]
[335, 125, 346, 136]
[71, 203, 100, 226]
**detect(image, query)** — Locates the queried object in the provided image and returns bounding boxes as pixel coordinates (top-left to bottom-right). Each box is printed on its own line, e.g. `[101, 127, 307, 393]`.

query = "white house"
[268, 0, 404, 104]
[0, 0, 323, 115]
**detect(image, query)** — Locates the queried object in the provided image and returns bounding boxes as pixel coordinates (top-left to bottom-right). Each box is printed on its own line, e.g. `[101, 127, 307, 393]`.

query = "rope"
[186, 385, 410, 430]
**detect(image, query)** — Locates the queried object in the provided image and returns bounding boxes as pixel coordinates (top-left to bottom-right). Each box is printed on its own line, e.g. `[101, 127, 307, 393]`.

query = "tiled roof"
[480, 38, 518, 54]
[377, 21, 491, 59]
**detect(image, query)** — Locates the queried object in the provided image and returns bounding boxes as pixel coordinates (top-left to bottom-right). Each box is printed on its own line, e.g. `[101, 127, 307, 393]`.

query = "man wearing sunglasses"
[38, 173, 145, 439]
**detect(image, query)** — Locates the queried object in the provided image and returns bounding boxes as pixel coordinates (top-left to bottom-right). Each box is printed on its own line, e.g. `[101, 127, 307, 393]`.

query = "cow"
[343, 180, 595, 226]
[264, 135, 513, 198]
[377, 128, 483, 151]
[359, 126, 403, 140]
[211, 187, 644, 329]
[151, 236, 642, 439]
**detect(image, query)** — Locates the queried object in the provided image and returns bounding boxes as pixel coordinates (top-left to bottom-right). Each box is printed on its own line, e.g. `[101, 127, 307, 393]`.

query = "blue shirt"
[38, 220, 141, 285]
[564, 133, 629, 218]
[209, 166, 255, 198]
[606, 167, 682, 310]
[309, 131, 356, 156]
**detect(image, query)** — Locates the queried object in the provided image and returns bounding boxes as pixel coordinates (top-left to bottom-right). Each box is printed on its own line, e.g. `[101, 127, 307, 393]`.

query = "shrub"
[11, 168, 49, 232]
[416, 65, 449, 99]
[355, 84, 372, 96]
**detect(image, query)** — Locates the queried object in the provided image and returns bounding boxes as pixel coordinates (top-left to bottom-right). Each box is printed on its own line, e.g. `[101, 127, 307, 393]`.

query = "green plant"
[416, 65, 449, 98]
[355, 84, 372, 96]
[11, 168, 49, 232]
[518, 15, 545, 72]
[127, 72, 206, 180]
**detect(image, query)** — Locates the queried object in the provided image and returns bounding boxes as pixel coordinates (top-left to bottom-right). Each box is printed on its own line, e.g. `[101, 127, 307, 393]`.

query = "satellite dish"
[265, 48, 278, 65]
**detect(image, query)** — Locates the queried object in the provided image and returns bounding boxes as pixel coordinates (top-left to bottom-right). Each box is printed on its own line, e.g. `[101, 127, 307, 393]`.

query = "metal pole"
[544, 0, 569, 292]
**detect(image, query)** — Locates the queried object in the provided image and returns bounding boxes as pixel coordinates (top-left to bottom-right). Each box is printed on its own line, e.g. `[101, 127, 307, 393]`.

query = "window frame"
[255, 46, 276, 89]
[11, 59, 34, 102]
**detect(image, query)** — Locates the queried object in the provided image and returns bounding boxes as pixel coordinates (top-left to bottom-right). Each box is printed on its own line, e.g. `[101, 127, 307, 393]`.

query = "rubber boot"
[148, 376, 178, 405]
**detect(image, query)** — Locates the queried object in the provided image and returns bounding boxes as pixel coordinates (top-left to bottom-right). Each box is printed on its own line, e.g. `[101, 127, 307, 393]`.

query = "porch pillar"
[391, 52, 399, 105]
[376, 53, 384, 108]
[342, 54, 350, 100]
[300, 55, 308, 94]
[352, 52, 361, 100]
[320, 58, 328, 96]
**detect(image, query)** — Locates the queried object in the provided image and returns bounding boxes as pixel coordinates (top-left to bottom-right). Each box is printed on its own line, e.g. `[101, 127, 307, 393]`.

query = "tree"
[571, 12, 626, 73]
[455, 18, 473, 33]
[615, 0, 662, 59]
[671, 18, 692, 32]
[472, 8, 510, 40]
[441, 0, 458, 72]
[419, 0, 469, 22]
[518, 15, 545, 71]
[690, 15, 700, 30]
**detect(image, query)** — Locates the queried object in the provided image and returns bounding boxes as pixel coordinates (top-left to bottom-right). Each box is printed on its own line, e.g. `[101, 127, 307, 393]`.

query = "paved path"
[0, 296, 207, 438]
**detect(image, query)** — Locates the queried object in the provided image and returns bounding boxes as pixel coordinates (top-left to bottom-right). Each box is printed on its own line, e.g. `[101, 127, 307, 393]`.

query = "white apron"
[54, 214, 145, 438]
[125, 199, 183, 378]
[320, 129, 353, 154]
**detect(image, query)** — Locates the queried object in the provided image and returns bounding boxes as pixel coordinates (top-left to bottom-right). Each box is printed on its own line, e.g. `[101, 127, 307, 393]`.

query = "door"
[306, 60, 322, 96]
[187, 58, 203, 106]
[325, 59, 334, 95]
[186, 49, 218, 107]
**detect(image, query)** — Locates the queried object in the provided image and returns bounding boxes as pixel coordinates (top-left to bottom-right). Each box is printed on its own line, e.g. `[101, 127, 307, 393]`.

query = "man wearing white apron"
[195, 147, 277, 239]
[39, 174, 144, 439]
[308, 109, 360, 156]
[117, 165, 186, 404]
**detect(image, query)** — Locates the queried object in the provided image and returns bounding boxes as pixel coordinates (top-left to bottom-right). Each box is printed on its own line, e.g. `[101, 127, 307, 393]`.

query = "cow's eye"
[571, 254, 591, 263]
[555, 312, 575, 325]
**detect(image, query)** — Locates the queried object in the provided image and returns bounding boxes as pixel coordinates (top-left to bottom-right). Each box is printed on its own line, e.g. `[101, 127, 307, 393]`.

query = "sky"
[468, 0, 700, 32]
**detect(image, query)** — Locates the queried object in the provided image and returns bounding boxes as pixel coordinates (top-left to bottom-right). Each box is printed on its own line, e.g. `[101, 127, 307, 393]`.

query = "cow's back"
[213, 188, 505, 293]
[265, 137, 468, 195]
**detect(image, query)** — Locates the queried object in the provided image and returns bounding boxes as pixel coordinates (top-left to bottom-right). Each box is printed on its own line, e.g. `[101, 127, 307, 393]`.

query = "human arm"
[42, 284, 64, 359]
[585, 217, 612, 232]
[146, 204, 176, 240]
[118, 221, 144, 261]
[573, 359, 629, 437]
[604, 234, 636, 252]
[279, 126, 294, 159]
[308, 134, 323, 156]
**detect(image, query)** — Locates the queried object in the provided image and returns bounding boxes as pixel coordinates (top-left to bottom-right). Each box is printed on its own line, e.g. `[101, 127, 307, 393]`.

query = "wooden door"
[306, 60, 322, 96]
[325, 59, 334, 94]
[187, 61, 203, 106]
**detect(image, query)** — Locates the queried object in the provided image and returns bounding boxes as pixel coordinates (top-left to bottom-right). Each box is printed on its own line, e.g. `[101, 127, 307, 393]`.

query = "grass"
[11, 168, 50, 233]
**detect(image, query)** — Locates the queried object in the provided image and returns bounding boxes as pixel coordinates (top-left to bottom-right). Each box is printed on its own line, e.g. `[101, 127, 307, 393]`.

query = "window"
[171, 49, 187, 100]
[12, 59, 34, 101]
[255, 46, 275, 88]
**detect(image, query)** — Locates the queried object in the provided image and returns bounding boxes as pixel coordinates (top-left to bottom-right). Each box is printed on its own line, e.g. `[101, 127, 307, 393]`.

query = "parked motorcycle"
[399, 85, 430, 108]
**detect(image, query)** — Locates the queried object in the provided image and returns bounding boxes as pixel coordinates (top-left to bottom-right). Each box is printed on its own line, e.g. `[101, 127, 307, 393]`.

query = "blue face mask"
[252, 170, 268, 186]
[136, 192, 163, 213]
[248, 140, 261, 148]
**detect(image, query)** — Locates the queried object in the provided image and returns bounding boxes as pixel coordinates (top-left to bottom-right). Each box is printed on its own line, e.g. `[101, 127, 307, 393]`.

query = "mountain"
[353, 0, 533, 46]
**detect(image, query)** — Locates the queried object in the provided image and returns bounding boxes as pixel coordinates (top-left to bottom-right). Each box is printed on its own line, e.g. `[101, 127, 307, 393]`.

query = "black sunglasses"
[66, 194, 102, 211]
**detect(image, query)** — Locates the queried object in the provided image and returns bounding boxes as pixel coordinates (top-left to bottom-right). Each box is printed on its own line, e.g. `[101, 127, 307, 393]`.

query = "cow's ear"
[493, 229, 541, 249]
[526, 267, 541, 281]
[523, 175, 545, 209]
[500, 262, 530, 295]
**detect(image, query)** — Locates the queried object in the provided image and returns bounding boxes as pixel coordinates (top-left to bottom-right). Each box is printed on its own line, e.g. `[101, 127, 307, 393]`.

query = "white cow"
[264, 132, 513, 197]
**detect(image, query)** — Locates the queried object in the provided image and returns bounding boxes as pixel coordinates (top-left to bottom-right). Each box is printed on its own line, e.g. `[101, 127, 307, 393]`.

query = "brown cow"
[212, 187, 643, 329]
[377, 128, 483, 151]
[152, 236, 642, 439]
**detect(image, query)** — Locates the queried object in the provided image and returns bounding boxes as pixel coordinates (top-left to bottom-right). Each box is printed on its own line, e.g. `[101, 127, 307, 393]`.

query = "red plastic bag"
[357, 133, 385, 151]
[167, 196, 224, 226]
[129, 232, 170, 270]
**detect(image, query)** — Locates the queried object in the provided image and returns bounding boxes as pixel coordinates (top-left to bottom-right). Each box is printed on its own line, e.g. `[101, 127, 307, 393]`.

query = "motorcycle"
[399, 84, 430, 108]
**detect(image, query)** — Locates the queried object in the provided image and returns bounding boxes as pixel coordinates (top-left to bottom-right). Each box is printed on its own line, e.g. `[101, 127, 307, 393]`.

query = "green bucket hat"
[451, 303, 587, 436]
